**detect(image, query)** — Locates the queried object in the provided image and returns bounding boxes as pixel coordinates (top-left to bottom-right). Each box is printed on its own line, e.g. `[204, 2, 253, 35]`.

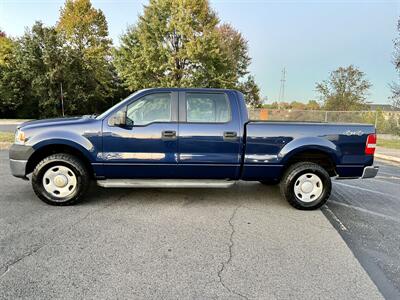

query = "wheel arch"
[26, 142, 95, 178]
[280, 139, 339, 177]
[284, 149, 337, 176]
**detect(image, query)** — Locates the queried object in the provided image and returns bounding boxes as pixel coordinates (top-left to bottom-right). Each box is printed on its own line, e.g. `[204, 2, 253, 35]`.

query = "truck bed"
[241, 121, 375, 180]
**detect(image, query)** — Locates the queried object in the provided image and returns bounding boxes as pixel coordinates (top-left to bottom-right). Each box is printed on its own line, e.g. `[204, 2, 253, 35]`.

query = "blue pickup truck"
[9, 88, 378, 209]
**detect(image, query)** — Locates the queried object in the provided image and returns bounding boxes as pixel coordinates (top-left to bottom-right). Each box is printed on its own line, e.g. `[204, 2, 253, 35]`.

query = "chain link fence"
[248, 109, 400, 135]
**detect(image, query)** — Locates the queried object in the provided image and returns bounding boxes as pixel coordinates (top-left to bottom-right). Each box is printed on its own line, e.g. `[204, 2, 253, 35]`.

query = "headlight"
[14, 129, 26, 145]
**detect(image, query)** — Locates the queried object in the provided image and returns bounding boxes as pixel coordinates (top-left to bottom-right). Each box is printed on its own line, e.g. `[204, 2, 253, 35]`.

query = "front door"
[101, 92, 178, 178]
[177, 91, 242, 179]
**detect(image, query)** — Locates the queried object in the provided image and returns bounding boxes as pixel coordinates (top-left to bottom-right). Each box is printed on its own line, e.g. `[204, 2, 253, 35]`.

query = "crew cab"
[9, 88, 379, 209]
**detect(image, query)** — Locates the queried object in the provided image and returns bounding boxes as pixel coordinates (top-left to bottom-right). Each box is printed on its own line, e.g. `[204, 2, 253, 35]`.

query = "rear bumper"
[361, 166, 379, 179]
[10, 159, 28, 178]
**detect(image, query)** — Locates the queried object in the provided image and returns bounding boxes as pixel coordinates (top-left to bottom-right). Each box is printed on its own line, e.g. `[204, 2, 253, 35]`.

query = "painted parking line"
[371, 178, 400, 187]
[377, 171, 400, 177]
[374, 175, 400, 180]
[333, 181, 399, 199]
[328, 200, 400, 224]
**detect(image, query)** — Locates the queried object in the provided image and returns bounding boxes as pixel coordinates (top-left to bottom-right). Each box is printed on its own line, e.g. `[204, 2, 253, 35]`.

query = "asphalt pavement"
[323, 160, 400, 299]
[0, 151, 383, 299]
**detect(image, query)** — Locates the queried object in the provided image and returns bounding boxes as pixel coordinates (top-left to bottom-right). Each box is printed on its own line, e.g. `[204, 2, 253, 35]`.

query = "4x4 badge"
[344, 130, 363, 136]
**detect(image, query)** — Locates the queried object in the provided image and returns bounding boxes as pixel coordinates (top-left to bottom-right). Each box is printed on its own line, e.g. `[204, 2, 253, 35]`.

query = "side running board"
[96, 179, 236, 188]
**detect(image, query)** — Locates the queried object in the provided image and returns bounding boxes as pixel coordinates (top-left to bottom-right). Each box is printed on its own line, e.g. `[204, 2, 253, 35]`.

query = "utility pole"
[60, 82, 65, 117]
[278, 67, 286, 108]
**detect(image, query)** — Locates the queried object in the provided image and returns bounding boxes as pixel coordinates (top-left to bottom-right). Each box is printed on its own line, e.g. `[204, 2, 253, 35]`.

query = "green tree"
[0, 31, 14, 66]
[114, 0, 261, 107]
[238, 76, 262, 107]
[216, 23, 251, 84]
[216, 24, 262, 106]
[316, 65, 371, 111]
[0, 31, 23, 117]
[2, 22, 67, 117]
[57, 0, 111, 52]
[289, 101, 306, 110]
[391, 19, 400, 109]
[0, 1, 125, 118]
[57, 0, 119, 113]
[305, 100, 321, 110]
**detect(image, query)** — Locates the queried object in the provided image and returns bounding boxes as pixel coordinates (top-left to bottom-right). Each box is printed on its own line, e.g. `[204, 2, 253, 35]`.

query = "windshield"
[95, 91, 141, 120]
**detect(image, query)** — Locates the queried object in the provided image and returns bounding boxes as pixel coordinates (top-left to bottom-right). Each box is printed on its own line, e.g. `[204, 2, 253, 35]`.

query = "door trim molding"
[93, 163, 240, 166]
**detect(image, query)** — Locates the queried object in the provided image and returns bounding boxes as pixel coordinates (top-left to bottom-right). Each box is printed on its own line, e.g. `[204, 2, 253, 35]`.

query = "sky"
[0, 0, 399, 104]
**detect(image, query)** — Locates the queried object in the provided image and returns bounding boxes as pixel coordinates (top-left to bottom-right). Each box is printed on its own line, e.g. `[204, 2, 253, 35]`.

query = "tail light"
[365, 134, 376, 155]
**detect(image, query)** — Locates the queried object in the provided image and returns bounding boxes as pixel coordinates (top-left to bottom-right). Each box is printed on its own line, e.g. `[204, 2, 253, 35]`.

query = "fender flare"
[279, 136, 341, 165]
[29, 131, 97, 163]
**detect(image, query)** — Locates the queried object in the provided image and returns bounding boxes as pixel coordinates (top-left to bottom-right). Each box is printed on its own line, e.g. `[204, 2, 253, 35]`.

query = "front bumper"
[9, 144, 34, 178]
[9, 159, 28, 178]
[361, 166, 379, 179]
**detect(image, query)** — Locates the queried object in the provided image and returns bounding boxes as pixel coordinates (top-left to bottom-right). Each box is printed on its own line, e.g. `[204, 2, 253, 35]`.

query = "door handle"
[162, 130, 177, 139]
[223, 131, 238, 140]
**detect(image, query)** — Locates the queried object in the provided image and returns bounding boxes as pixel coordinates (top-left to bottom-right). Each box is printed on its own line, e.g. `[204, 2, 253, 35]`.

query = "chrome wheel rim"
[42, 165, 77, 199]
[294, 173, 323, 203]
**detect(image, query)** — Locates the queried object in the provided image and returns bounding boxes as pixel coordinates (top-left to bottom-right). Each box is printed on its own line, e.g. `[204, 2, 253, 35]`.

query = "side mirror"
[108, 108, 127, 127]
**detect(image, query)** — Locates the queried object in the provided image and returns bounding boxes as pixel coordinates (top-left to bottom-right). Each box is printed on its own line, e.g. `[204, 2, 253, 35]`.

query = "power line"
[278, 67, 286, 104]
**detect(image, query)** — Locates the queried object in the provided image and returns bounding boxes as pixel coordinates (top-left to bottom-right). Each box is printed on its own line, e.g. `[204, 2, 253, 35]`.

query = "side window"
[186, 93, 230, 123]
[127, 93, 172, 126]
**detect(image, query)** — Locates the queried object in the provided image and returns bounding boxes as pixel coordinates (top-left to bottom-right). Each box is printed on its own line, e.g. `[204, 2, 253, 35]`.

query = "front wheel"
[280, 162, 331, 210]
[32, 153, 90, 206]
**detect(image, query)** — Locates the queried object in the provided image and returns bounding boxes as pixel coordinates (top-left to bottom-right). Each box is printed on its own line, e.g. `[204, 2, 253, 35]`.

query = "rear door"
[177, 91, 242, 179]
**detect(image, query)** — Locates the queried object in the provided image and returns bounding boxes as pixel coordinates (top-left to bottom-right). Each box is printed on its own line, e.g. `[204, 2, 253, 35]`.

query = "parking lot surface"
[323, 160, 400, 299]
[0, 151, 383, 299]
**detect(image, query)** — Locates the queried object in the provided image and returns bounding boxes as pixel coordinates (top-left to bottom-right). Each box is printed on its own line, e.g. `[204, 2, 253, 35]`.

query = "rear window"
[186, 93, 230, 123]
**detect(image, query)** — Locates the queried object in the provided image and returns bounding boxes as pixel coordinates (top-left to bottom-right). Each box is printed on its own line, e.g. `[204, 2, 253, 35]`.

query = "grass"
[377, 139, 400, 150]
[0, 131, 14, 143]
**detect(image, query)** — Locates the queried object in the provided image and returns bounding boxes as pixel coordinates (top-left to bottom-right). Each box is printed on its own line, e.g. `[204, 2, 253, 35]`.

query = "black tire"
[32, 153, 90, 206]
[280, 162, 331, 210]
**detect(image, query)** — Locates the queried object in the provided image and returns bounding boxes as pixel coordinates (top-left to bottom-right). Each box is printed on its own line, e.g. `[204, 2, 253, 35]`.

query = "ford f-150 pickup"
[9, 88, 379, 209]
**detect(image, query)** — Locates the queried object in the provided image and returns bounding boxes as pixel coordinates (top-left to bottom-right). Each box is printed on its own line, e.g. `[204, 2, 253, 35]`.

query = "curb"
[0, 120, 30, 125]
[375, 153, 400, 164]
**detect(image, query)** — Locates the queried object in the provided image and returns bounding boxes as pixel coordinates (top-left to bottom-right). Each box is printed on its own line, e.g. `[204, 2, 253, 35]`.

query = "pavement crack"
[0, 191, 130, 280]
[0, 243, 46, 280]
[217, 204, 249, 300]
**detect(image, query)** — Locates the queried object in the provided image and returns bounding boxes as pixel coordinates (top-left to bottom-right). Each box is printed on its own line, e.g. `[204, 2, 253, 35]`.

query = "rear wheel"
[32, 153, 90, 205]
[280, 162, 331, 210]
